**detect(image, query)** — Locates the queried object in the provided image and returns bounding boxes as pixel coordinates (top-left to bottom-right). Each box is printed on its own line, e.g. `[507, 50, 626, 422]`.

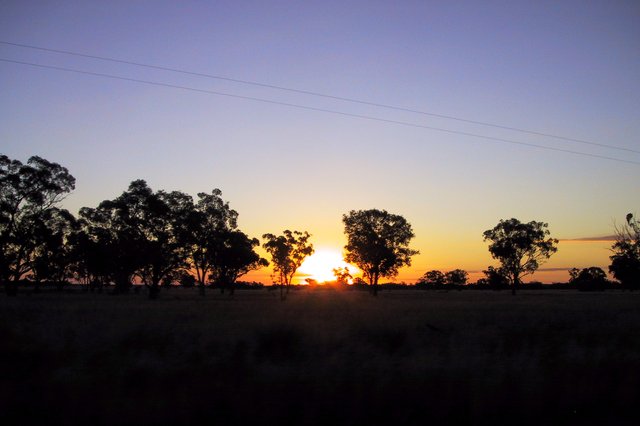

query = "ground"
[1, 288, 639, 425]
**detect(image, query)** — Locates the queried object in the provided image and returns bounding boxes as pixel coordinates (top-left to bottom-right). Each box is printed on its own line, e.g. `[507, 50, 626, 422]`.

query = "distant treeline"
[2, 154, 638, 298]
[5, 275, 623, 294]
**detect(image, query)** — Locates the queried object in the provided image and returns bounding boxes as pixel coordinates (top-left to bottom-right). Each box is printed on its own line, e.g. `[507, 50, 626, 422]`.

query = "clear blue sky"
[1, 1, 639, 282]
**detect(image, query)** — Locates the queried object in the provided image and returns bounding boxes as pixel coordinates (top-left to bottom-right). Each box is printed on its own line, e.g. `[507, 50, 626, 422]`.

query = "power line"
[1, 57, 639, 166]
[1, 40, 638, 155]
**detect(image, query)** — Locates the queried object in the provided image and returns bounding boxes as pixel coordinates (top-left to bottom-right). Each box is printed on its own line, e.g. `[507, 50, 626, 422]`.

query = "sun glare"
[297, 249, 359, 284]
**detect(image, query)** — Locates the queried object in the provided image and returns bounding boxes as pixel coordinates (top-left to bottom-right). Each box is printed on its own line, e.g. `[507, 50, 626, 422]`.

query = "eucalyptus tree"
[134, 187, 193, 298]
[30, 207, 77, 291]
[483, 218, 558, 295]
[609, 213, 640, 290]
[262, 230, 314, 299]
[419, 269, 468, 287]
[79, 180, 192, 298]
[569, 266, 609, 291]
[342, 209, 418, 296]
[480, 266, 510, 290]
[183, 189, 239, 296]
[208, 229, 268, 295]
[418, 270, 446, 287]
[67, 225, 105, 290]
[78, 204, 141, 293]
[445, 269, 469, 286]
[0, 155, 75, 295]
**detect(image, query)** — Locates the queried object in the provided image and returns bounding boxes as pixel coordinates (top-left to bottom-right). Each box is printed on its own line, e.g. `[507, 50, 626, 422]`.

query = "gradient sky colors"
[1, 1, 639, 283]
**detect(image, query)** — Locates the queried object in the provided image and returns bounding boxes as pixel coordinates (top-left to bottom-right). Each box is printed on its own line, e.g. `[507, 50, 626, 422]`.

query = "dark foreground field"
[1, 289, 639, 425]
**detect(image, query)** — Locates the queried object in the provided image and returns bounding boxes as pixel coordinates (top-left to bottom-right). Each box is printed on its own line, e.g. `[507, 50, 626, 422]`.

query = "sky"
[1, 1, 639, 283]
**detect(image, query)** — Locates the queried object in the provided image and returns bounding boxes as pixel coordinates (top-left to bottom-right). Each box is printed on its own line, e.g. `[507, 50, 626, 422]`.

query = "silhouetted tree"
[79, 194, 141, 293]
[79, 181, 191, 298]
[183, 189, 238, 296]
[0, 155, 75, 295]
[30, 207, 76, 291]
[127, 183, 192, 298]
[445, 269, 468, 286]
[208, 229, 268, 295]
[417, 270, 446, 287]
[568, 267, 580, 283]
[609, 213, 640, 290]
[569, 266, 608, 291]
[74, 208, 137, 292]
[333, 266, 352, 285]
[342, 209, 418, 296]
[479, 266, 510, 290]
[262, 230, 314, 300]
[483, 218, 558, 295]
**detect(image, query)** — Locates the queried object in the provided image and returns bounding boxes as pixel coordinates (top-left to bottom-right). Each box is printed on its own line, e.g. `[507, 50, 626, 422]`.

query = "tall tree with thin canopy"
[342, 209, 418, 296]
[262, 230, 314, 300]
[483, 218, 558, 295]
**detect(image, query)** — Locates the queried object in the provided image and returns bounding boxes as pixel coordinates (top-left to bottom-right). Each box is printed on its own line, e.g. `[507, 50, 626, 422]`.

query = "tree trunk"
[372, 272, 379, 297]
[196, 265, 206, 296]
[148, 282, 160, 299]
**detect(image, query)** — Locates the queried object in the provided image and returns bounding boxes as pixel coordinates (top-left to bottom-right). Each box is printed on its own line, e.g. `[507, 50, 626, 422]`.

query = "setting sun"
[297, 249, 360, 284]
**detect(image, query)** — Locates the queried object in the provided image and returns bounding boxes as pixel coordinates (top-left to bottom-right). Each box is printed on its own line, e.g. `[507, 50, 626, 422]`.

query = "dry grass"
[1, 289, 639, 425]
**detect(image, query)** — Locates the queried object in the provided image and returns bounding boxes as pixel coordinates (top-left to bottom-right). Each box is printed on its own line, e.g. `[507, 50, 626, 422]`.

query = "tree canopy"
[262, 230, 313, 299]
[183, 189, 239, 295]
[478, 266, 510, 290]
[207, 229, 268, 294]
[343, 209, 418, 295]
[445, 269, 468, 286]
[609, 213, 640, 290]
[483, 218, 558, 295]
[418, 270, 446, 287]
[569, 266, 608, 291]
[417, 269, 468, 287]
[79, 180, 193, 297]
[0, 155, 76, 295]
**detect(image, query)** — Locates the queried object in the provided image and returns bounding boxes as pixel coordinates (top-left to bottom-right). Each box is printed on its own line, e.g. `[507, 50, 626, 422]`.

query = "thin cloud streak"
[560, 236, 617, 242]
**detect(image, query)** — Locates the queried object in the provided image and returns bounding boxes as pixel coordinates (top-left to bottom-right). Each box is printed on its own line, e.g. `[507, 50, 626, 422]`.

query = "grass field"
[1, 288, 639, 425]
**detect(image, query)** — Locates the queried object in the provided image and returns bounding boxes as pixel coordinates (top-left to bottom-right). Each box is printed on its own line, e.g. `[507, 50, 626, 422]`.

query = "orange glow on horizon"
[241, 237, 614, 285]
[297, 248, 361, 284]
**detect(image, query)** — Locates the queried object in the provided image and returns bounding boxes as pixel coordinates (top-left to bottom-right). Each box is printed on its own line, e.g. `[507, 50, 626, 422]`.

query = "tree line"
[418, 216, 639, 293]
[1, 154, 638, 297]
